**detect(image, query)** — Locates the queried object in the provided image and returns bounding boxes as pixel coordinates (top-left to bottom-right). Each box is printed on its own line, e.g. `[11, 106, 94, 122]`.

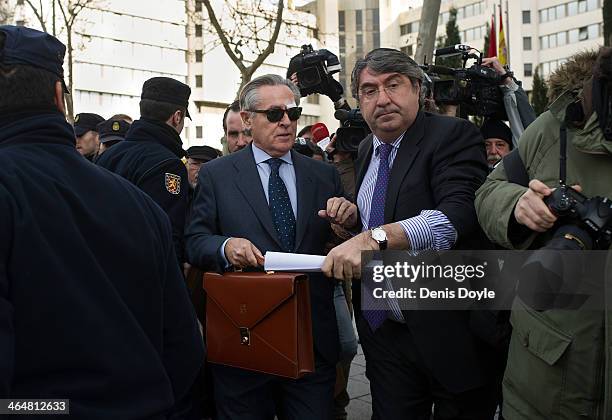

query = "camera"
[544, 185, 612, 250]
[333, 108, 371, 154]
[287, 45, 343, 102]
[422, 44, 506, 118]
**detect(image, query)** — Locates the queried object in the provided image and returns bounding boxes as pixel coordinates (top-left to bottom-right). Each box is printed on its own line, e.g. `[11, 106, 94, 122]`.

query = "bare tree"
[201, 0, 285, 99]
[414, 0, 441, 65]
[25, 0, 97, 121]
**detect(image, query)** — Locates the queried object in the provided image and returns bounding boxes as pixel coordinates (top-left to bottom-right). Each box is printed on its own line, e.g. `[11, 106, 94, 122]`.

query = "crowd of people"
[1, 23, 611, 420]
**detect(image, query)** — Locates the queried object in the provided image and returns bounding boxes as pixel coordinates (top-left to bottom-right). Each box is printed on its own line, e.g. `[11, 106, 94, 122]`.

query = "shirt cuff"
[398, 210, 457, 251]
[219, 237, 232, 269]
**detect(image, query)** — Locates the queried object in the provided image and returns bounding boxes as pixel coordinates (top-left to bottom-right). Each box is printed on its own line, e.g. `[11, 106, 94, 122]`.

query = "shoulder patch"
[165, 173, 181, 194]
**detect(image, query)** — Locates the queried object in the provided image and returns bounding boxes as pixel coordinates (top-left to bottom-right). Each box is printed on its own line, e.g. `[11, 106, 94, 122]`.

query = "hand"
[318, 197, 358, 228]
[481, 57, 512, 85]
[322, 232, 377, 280]
[290, 72, 299, 85]
[513, 180, 582, 232]
[224, 238, 265, 270]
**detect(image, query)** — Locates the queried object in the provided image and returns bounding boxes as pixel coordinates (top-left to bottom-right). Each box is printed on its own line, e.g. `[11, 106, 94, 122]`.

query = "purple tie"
[363, 143, 393, 331]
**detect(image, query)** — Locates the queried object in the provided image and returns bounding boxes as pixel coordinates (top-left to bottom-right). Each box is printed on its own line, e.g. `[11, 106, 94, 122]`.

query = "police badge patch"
[165, 173, 181, 194]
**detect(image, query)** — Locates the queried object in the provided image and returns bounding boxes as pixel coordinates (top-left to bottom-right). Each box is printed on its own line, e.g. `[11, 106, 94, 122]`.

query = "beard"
[487, 154, 502, 169]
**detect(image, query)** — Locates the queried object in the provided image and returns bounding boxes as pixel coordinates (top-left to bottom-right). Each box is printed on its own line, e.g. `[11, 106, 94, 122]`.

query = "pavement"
[345, 344, 372, 420]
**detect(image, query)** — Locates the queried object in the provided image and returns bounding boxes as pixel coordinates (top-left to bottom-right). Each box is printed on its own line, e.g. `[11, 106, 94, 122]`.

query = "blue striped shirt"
[357, 133, 458, 322]
[357, 133, 458, 249]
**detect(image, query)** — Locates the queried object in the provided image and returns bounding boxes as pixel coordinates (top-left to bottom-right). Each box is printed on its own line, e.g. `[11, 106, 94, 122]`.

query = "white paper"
[316, 137, 331, 151]
[264, 251, 325, 272]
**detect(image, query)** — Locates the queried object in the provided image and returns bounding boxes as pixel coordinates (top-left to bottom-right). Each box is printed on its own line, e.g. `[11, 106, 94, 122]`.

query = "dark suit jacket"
[353, 111, 495, 393]
[186, 144, 341, 365]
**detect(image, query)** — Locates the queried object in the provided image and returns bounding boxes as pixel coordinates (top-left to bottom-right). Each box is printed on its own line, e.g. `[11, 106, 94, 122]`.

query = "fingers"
[323, 198, 356, 226]
[321, 254, 334, 278]
[514, 186, 557, 232]
[326, 197, 343, 219]
[528, 179, 553, 197]
[226, 238, 263, 269]
[571, 184, 583, 193]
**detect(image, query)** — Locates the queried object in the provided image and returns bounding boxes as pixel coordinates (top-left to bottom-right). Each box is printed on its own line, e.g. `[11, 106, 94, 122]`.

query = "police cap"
[74, 113, 105, 137]
[0, 25, 65, 80]
[141, 77, 192, 119]
[97, 118, 131, 144]
[186, 146, 221, 163]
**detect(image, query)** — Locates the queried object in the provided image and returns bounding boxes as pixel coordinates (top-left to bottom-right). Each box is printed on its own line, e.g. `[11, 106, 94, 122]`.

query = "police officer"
[97, 77, 192, 265]
[73, 112, 104, 160]
[0, 25, 203, 417]
[186, 145, 221, 189]
[96, 118, 130, 156]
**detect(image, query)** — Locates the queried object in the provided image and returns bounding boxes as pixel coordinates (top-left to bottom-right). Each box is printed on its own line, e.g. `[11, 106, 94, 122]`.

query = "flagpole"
[505, 0, 510, 66]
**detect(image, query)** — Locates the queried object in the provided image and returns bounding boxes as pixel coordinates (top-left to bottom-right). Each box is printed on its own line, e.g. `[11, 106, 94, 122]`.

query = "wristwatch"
[371, 227, 388, 251]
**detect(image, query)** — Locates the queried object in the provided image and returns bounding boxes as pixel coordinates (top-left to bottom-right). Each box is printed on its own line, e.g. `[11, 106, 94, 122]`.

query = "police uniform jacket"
[0, 111, 203, 418]
[97, 118, 188, 264]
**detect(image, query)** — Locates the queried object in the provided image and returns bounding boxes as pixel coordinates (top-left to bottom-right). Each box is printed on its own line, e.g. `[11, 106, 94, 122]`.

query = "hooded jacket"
[475, 88, 612, 419]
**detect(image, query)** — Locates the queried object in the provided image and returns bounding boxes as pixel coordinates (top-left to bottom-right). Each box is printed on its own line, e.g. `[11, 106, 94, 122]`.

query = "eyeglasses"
[250, 107, 302, 122]
[358, 79, 407, 101]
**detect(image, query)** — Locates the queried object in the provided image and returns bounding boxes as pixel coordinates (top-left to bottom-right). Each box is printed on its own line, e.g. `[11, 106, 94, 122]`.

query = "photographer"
[475, 47, 612, 420]
[481, 56, 536, 146]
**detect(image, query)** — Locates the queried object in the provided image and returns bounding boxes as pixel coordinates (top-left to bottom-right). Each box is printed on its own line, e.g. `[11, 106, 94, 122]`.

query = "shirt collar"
[372, 131, 406, 155]
[252, 142, 293, 165]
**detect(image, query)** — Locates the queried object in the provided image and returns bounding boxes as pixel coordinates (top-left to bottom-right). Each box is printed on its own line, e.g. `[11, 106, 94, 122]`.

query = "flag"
[498, 8, 508, 65]
[487, 13, 496, 58]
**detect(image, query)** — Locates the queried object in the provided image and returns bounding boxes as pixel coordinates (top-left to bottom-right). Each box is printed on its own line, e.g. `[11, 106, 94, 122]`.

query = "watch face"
[372, 229, 386, 242]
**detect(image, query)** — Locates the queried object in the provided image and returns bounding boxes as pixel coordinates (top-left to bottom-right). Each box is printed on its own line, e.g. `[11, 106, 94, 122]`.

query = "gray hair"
[239, 74, 301, 112]
[351, 48, 424, 102]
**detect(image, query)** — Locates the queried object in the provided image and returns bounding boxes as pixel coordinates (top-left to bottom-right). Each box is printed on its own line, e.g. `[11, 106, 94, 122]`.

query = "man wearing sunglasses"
[186, 74, 358, 420]
[322, 49, 496, 419]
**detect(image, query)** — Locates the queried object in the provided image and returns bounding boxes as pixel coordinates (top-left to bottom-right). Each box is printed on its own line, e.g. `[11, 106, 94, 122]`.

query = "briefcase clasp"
[240, 327, 251, 346]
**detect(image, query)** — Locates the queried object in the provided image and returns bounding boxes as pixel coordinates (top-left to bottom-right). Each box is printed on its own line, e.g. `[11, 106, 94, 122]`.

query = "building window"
[17, 0, 24, 4]
[524, 63, 533, 77]
[578, 0, 587, 13]
[307, 94, 320, 104]
[373, 32, 380, 48]
[579, 26, 589, 41]
[557, 32, 567, 46]
[400, 45, 414, 57]
[539, 9, 548, 22]
[338, 10, 345, 32]
[195, 50, 203, 62]
[356, 34, 363, 55]
[568, 28, 579, 43]
[588, 23, 599, 39]
[522, 10, 531, 24]
[195, 0, 202, 12]
[587, 0, 598, 11]
[356, 10, 362, 31]
[556, 4, 566, 19]
[568, 1, 578, 16]
[195, 75, 202, 88]
[523, 37, 532, 51]
[195, 24, 202, 37]
[372, 8, 380, 31]
[196, 126, 203, 138]
[339, 35, 345, 54]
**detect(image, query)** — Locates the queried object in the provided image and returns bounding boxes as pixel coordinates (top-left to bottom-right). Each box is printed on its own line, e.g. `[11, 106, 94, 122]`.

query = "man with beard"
[222, 100, 252, 154]
[481, 118, 513, 171]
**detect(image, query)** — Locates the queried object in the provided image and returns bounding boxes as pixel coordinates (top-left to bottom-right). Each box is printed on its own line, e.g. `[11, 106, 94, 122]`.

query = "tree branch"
[25, 0, 47, 32]
[247, 0, 284, 76]
[202, 0, 247, 74]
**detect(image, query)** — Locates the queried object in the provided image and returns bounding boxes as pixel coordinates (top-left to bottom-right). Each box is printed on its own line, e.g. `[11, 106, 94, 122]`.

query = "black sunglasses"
[250, 107, 302, 122]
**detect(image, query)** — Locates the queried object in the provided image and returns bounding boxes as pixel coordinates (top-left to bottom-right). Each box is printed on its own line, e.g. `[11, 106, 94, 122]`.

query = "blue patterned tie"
[363, 143, 393, 331]
[266, 158, 296, 252]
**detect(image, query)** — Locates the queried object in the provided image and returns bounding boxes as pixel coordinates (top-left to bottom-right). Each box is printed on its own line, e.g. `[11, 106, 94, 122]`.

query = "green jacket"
[475, 91, 612, 419]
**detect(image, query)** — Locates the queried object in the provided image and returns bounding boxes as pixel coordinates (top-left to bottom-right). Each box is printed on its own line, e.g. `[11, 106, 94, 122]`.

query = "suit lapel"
[384, 112, 425, 224]
[234, 146, 284, 249]
[354, 134, 374, 198]
[292, 151, 315, 251]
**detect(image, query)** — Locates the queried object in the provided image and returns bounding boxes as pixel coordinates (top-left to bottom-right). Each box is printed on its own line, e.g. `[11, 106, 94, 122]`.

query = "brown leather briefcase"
[203, 272, 314, 379]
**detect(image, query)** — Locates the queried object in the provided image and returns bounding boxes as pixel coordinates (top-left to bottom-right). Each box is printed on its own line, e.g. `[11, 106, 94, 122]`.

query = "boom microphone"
[434, 44, 471, 56]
